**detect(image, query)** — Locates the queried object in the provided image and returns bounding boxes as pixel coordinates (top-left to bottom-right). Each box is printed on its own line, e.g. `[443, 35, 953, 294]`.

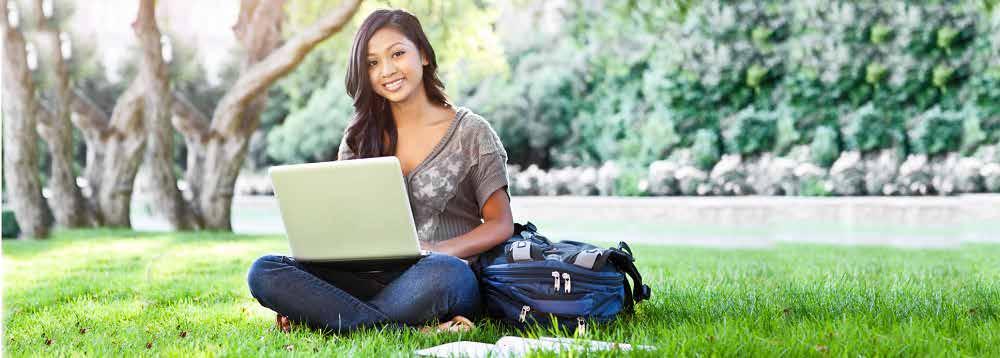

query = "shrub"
[798, 176, 832, 197]
[540, 168, 575, 196]
[691, 129, 722, 171]
[746, 154, 798, 195]
[908, 107, 964, 156]
[863, 149, 903, 195]
[614, 165, 649, 197]
[511, 164, 546, 196]
[618, 108, 682, 166]
[961, 106, 988, 154]
[709, 154, 751, 195]
[896, 155, 934, 195]
[773, 106, 801, 155]
[266, 74, 352, 163]
[982, 163, 1000, 192]
[810, 126, 840, 167]
[721, 107, 777, 156]
[597, 162, 621, 196]
[569, 167, 600, 196]
[2, 210, 19, 238]
[794, 163, 830, 196]
[829, 151, 866, 195]
[676, 166, 710, 196]
[648, 160, 680, 196]
[839, 103, 905, 153]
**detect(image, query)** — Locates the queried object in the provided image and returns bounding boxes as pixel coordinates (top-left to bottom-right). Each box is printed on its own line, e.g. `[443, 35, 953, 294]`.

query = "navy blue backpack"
[475, 222, 652, 330]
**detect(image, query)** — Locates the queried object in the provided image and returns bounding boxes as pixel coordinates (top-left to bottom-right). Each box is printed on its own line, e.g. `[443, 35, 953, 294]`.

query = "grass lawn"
[3, 229, 998, 356]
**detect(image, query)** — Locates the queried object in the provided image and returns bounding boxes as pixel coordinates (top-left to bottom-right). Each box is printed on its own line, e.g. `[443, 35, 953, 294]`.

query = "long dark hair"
[343, 9, 450, 159]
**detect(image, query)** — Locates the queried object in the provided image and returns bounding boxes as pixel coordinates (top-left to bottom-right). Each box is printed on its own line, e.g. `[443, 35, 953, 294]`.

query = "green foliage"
[618, 108, 682, 167]
[962, 108, 989, 154]
[908, 107, 964, 156]
[810, 126, 841, 168]
[466, 33, 586, 168]
[798, 176, 832, 197]
[773, 106, 801, 154]
[691, 129, 721, 171]
[721, 107, 777, 155]
[257, 0, 996, 172]
[613, 165, 649, 197]
[2, 209, 19, 238]
[265, 73, 353, 163]
[969, 73, 1000, 144]
[840, 104, 905, 153]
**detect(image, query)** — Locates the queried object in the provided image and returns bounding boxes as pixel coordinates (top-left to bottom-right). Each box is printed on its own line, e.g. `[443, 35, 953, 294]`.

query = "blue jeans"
[246, 253, 481, 333]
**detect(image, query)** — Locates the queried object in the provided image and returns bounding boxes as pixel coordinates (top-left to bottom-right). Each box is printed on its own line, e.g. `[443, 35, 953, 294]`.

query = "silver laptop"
[268, 156, 424, 264]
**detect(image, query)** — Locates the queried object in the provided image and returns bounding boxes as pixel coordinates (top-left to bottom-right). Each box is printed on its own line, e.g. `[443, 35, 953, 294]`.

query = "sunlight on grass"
[3, 231, 999, 356]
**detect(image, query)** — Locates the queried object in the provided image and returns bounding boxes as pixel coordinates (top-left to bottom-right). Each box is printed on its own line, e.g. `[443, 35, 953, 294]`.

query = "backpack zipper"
[484, 267, 621, 283]
[551, 271, 561, 292]
[562, 272, 572, 293]
[519, 305, 531, 322]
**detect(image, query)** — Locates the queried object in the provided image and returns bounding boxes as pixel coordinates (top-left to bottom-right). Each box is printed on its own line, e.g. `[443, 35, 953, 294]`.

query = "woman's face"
[367, 27, 428, 104]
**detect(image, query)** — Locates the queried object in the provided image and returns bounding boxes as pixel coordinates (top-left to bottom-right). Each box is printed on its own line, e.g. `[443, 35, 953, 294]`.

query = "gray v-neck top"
[337, 107, 510, 243]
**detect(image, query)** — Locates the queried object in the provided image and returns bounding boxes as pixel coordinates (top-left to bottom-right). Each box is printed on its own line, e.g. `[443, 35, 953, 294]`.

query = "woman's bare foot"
[419, 315, 475, 334]
[276, 313, 291, 333]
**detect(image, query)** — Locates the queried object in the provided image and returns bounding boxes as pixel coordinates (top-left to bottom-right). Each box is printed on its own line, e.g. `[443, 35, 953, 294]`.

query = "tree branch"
[210, 0, 362, 136]
[171, 90, 210, 142]
[69, 88, 110, 135]
[108, 81, 146, 134]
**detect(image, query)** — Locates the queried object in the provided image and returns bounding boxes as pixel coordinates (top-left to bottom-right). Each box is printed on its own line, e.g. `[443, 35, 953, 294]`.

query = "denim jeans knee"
[415, 254, 481, 315]
[246, 254, 290, 302]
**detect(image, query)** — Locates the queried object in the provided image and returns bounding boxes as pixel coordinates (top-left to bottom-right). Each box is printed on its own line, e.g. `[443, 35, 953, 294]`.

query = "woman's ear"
[421, 53, 429, 66]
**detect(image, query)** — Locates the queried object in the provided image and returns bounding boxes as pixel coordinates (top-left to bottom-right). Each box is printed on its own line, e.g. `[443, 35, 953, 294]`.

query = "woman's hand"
[419, 240, 437, 252]
[421, 188, 514, 258]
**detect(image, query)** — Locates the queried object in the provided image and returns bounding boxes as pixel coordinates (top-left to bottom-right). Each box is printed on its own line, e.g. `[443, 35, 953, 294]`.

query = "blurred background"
[2, 0, 999, 245]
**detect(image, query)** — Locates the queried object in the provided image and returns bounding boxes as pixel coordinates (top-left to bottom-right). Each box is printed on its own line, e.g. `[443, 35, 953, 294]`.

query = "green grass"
[3, 229, 999, 356]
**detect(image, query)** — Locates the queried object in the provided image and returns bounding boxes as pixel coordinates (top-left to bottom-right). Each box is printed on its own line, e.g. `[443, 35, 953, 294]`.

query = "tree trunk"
[95, 82, 146, 227]
[69, 89, 110, 225]
[170, 91, 209, 221]
[1, 0, 52, 238]
[134, 0, 197, 230]
[183, 0, 362, 230]
[30, 0, 93, 228]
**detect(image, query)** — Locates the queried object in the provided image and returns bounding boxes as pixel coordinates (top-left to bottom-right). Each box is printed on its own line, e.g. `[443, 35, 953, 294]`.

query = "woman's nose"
[380, 60, 397, 77]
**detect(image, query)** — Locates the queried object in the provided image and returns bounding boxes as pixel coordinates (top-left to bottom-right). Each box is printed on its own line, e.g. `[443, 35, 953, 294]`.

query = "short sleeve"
[473, 152, 510, 211]
[336, 131, 354, 160]
[468, 115, 510, 210]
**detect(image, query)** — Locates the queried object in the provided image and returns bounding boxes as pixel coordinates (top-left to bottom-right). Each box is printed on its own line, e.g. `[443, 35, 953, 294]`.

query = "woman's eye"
[368, 60, 377, 67]
[393, 51, 405, 58]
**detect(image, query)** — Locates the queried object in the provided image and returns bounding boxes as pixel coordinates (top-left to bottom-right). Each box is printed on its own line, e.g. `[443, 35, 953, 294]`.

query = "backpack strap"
[514, 221, 550, 245]
[505, 239, 546, 262]
[606, 241, 652, 313]
[514, 221, 538, 235]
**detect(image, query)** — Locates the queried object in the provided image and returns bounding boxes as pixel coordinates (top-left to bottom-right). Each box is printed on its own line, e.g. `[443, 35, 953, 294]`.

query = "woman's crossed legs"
[247, 253, 481, 333]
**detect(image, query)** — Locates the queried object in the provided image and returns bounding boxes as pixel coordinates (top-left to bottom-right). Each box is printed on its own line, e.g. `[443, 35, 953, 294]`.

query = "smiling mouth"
[383, 78, 404, 92]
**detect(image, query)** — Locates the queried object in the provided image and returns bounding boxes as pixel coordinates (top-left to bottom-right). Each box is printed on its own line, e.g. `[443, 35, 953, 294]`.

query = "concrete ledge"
[508, 195, 1000, 247]
[131, 194, 1000, 247]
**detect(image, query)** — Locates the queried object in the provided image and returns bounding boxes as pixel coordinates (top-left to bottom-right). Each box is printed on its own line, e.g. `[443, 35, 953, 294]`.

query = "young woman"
[246, 9, 514, 333]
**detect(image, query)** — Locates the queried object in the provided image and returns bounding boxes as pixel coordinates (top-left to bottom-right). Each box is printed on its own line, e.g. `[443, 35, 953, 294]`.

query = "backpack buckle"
[511, 241, 534, 262]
